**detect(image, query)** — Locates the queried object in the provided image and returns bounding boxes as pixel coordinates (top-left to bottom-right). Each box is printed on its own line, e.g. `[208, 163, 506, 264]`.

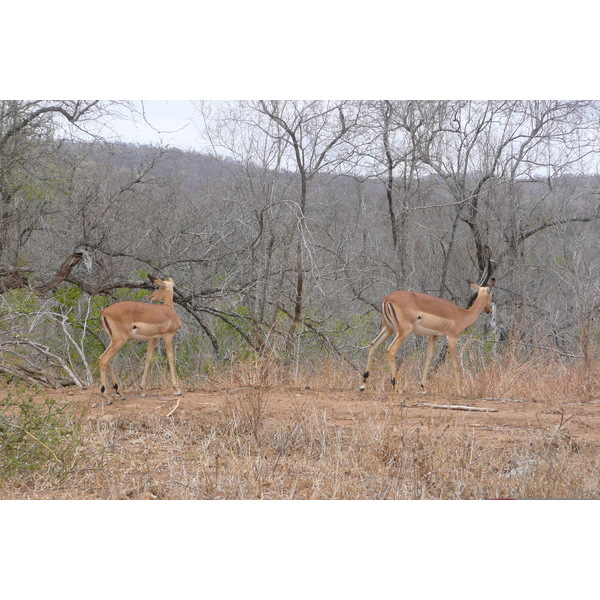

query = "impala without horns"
[360, 279, 495, 395]
[99, 275, 182, 402]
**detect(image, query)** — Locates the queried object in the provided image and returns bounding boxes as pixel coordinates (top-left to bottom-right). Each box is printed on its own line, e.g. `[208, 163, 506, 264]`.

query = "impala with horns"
[360, 279, 495, 395]
[99, 275, 182, 402]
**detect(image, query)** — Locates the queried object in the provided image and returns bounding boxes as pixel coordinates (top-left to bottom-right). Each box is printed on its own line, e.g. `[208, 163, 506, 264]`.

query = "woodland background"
[1, 100, 599, 389]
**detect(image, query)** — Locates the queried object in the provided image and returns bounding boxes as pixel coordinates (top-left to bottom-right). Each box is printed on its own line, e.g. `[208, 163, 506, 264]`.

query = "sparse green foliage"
[0, 388, 83, 481]
[0, 287, 41, 317]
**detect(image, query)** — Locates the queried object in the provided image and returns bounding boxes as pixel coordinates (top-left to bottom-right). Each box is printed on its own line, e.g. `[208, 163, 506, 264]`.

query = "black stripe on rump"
[383, 301, 398, 331]
[102, 315, 112, 336]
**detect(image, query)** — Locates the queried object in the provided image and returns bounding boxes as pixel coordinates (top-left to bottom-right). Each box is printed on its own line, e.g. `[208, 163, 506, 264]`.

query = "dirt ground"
[52, 380, 600, 453]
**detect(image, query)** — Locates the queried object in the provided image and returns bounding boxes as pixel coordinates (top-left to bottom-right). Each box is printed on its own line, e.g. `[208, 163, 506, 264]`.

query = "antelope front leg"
[140, 338, 158, 396]
[164, 334, 182, 396]
[447, 337, 463, 396]
[420, 336, 437, 394]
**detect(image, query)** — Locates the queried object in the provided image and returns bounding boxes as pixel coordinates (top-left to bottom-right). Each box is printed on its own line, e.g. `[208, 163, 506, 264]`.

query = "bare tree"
[0, 101, 128, 266]
[254, 100, 362, 346]
[404, 101, 600, 296]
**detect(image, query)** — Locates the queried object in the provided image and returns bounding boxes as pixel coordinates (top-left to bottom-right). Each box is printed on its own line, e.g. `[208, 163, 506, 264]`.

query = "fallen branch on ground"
[479, 397, 525, 403]
[409, 403, 498, 413]
[166, 398, 180, 417]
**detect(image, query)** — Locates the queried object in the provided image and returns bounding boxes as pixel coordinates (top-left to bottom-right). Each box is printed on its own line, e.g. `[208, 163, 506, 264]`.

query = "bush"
[0, 387, 83, 481]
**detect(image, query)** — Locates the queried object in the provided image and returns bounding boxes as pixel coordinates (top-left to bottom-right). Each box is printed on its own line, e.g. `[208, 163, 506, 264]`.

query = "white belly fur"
[413, 321, 445, 337]
[130, 327, 159, 341]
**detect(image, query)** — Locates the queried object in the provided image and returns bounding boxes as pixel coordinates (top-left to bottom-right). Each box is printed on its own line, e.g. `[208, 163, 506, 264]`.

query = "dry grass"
[2, 352, 600, 500]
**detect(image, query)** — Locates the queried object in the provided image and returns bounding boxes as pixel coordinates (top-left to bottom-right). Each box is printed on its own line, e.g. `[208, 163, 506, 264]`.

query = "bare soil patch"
[65, 382, 600, 452]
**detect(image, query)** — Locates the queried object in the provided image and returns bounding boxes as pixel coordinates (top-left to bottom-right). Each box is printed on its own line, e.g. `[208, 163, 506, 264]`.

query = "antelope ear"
[148, 274, 164, 287]
[469, 281, 479, 291]
[488, 278, 496, 289]
[167, 277, 174, 284]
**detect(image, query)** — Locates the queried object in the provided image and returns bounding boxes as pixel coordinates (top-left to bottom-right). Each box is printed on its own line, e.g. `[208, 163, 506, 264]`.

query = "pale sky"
[107, 101, 203, 152]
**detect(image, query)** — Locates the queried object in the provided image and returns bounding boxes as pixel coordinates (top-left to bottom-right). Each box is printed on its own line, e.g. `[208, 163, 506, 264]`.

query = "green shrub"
[0, 388, 83, 481]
